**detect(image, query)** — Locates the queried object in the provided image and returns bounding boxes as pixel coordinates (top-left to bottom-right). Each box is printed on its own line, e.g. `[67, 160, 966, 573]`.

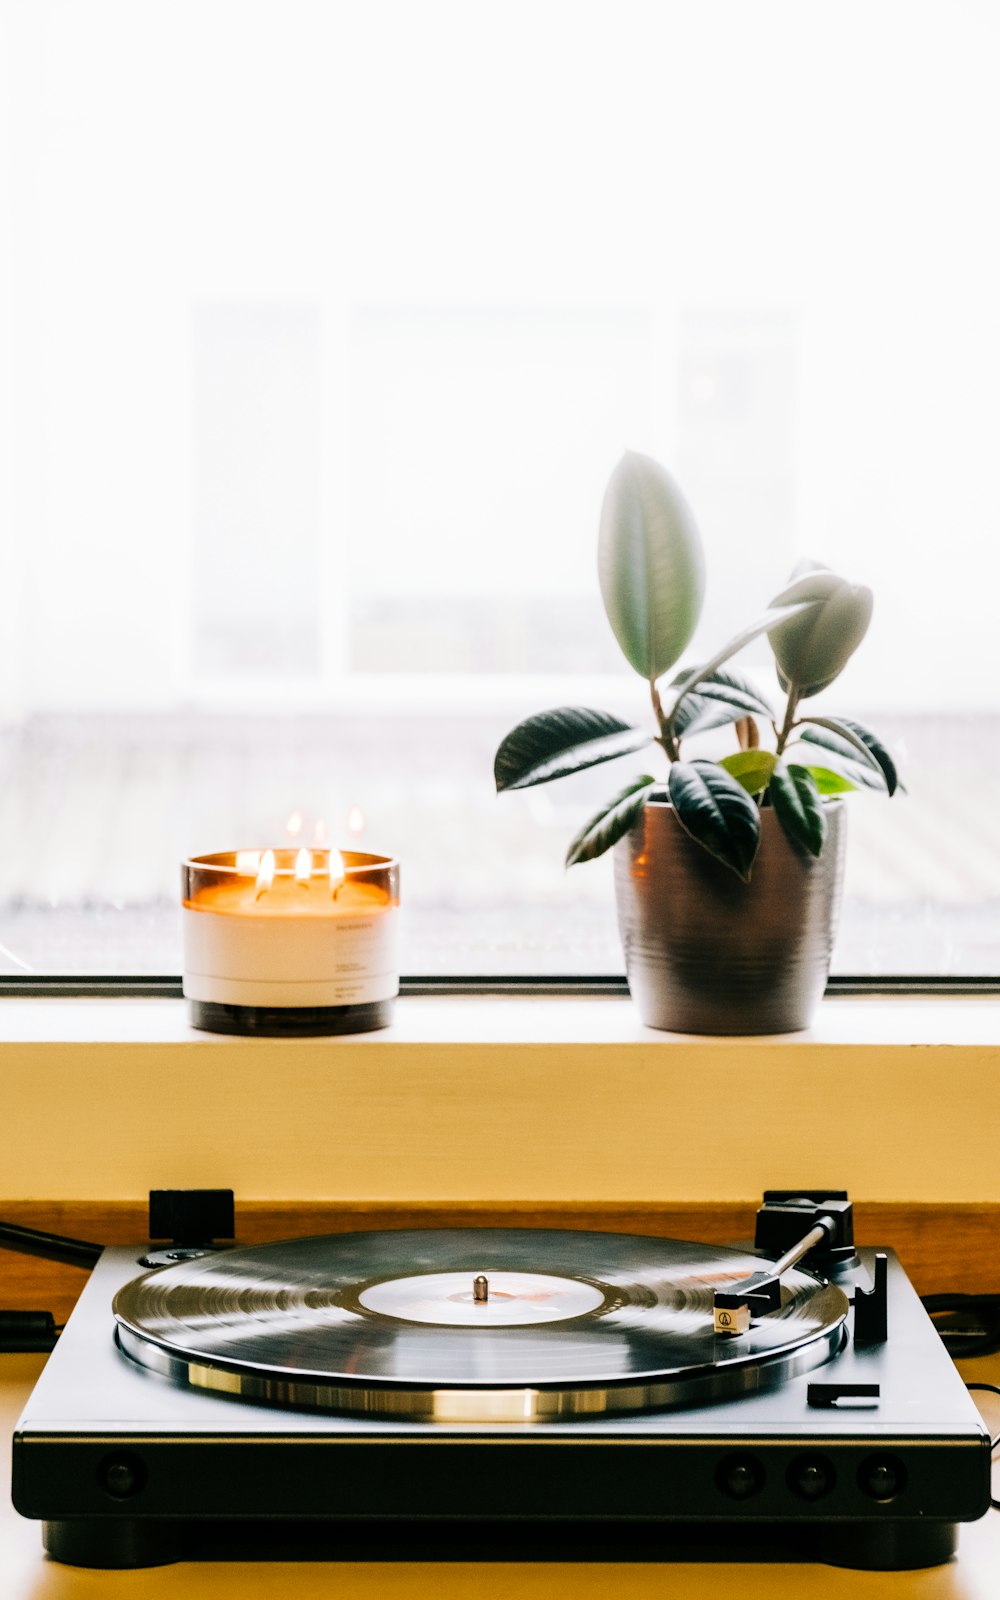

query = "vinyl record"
[113, 1229, 849, 1420]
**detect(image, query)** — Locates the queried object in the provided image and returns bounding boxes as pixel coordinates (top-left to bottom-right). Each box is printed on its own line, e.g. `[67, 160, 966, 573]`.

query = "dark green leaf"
[661, 600, 820, 732]
[670, 665, 776, 739]
[597, 452, 705, 680]
[771, 763, 827, 857]
[667, 759, 761, 882]
[718, 749, 777, 795]
[801, 765, 857, 796]
[565, 776, 658, 867]
[790, 737, 886, 792]
[830, 759, 885, 791]
[494, 707, 652, 792]
[836, 717, 901, 796]
[797, 719, 886, 784]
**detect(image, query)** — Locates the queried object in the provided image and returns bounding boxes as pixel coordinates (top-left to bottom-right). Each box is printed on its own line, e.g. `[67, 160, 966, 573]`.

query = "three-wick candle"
[182, 847, 399, 1035]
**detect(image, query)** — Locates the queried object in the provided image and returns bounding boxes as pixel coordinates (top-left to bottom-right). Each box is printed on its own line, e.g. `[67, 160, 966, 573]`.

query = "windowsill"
[0, 993, 997, 1204]
[1, 990, 999, 1045]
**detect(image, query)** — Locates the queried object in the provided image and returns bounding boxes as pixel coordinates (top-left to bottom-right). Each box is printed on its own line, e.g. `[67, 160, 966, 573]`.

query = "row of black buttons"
[100, 1449, 906, 1507]
[717, 1452, 906, 1503]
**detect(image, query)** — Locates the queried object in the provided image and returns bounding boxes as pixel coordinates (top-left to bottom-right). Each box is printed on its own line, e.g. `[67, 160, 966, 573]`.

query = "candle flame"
[328, 848, 346, 892]
[347, 805, 365, 837]
[286, 810, 303, 839]
[255, 848, 276, 900]
[294, 847, 312, 886]
[313, 818, 328, 847]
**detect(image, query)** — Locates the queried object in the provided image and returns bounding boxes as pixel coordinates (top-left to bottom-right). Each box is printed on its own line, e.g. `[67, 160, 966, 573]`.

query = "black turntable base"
[10, 1197, 993, 1572]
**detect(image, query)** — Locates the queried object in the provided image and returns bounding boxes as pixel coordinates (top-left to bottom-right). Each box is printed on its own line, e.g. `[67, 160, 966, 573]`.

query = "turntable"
[10, 1189, 992, 1571]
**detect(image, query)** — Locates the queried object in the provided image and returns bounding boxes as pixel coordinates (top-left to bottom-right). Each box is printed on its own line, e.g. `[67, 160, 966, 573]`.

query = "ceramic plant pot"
[613, 799, 846, 1035]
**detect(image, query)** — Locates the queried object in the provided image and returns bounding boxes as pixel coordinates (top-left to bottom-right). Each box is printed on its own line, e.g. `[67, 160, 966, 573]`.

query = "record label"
[358, 1271, 606, 1326]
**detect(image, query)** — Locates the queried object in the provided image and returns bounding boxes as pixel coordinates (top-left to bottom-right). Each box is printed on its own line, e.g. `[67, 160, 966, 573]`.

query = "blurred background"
[0, 1, 997, 976]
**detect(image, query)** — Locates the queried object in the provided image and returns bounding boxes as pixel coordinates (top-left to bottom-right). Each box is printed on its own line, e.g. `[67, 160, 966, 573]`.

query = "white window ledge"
[1, 991, 999, 1045]
[0, 994, 997, 1205]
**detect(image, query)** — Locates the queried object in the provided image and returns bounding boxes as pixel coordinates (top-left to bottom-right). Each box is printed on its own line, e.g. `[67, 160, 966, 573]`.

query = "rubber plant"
[494, 452, 899, 882]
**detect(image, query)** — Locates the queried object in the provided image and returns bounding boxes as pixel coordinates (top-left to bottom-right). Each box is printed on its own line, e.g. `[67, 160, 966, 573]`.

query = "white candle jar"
[182, 848, 400, 1036]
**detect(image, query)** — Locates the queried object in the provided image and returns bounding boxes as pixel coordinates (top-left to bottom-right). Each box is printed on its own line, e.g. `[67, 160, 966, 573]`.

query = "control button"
[98, 1455, 146, 1499]
[716, 1453, 765, 1500]
[787, 1454, 836, 1501]
[858, 1454, 906, 1502]
[807, 1381, 880, 1408]
[138, 1247, 211, 1268]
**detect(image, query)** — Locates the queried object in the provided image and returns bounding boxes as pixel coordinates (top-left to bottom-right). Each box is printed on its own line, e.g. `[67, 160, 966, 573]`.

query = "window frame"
[1, 975, 997, 1000]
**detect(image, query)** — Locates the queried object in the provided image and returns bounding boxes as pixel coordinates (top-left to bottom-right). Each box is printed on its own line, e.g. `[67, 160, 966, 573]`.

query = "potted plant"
[494, 451, 899, 1034]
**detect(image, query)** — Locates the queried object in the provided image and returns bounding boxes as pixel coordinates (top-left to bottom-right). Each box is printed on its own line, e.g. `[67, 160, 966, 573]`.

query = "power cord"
[0, 1311, 60, 1353]
[1, 1218, 103, 1350]
[921, 1297, 1000, 1510]
[922, 1294, 1000, 1359]
[965, 1384, 1000, 1510]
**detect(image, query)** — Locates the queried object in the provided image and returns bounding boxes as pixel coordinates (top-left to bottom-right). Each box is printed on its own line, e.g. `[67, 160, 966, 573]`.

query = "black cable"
[922, 1294, 1000, 1359]
[965, 1385, 1000, 1450]
[965, 1383, 1000, 1509]
[922, 1298, 1000, 1510]
[0, 1219, 102, 1352]
[0, 1312, 59, 1353]
[0, 1220, 103, 1269]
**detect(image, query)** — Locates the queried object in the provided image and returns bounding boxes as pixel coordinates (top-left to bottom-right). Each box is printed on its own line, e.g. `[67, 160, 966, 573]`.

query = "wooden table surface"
[4, 1352, 1000, 1599]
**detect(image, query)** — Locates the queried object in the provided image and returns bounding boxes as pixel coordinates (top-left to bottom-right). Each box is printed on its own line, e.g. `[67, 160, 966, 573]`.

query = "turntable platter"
[113, 1229, 849, 1420]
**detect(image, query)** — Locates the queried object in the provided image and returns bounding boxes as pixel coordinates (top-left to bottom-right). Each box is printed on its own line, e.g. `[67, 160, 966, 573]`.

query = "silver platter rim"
[115, 1315, 847, 1421]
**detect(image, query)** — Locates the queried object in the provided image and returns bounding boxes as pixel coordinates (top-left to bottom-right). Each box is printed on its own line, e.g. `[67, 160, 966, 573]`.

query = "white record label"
[358, 1270, 606, 1327]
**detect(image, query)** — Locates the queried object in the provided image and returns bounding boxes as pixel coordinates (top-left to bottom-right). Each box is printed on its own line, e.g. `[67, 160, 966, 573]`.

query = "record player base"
[41, 1514, 960, 1572]
[16, 1233, 989, 1575]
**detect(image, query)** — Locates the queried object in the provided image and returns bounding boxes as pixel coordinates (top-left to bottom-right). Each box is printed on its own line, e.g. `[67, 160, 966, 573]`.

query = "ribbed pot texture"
[613, 800, 846, 1035]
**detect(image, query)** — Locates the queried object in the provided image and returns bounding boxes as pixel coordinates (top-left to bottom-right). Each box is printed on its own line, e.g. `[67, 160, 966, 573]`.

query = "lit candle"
[181, 848, 400, 1036]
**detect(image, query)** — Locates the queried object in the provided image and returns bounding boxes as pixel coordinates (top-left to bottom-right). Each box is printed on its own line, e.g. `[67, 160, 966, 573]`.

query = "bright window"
[1, 1, 997, 977]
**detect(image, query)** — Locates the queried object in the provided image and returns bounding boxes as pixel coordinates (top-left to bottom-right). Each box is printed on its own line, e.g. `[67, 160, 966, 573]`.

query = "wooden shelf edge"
[1, 1199, 994, 1324]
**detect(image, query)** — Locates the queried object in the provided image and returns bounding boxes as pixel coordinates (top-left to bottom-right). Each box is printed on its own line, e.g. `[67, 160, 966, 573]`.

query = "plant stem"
[774, 687, 800, 757]
[651, 679, 679, 762]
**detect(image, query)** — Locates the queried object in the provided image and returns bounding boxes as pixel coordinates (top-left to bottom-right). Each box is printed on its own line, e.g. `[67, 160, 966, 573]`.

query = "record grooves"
[112, 1228, 849, 1420]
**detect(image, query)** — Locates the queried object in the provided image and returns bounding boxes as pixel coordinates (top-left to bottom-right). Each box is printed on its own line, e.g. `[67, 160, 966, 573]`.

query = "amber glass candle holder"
[181, 848, 400, 1036]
